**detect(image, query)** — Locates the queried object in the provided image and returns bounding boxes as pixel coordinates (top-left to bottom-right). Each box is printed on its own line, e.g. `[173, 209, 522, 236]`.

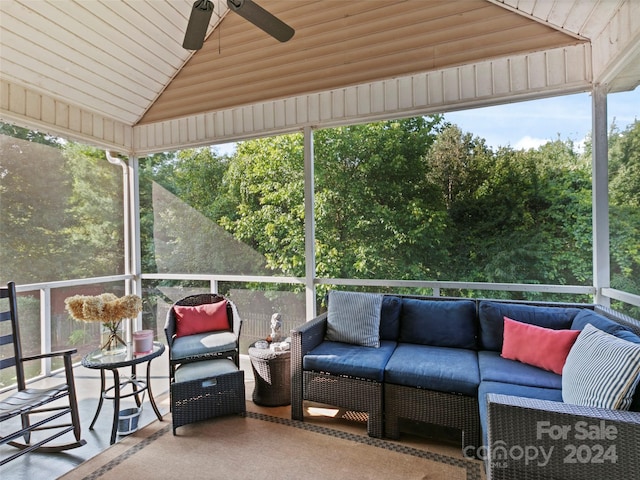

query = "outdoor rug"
[59, 411, 484, 480]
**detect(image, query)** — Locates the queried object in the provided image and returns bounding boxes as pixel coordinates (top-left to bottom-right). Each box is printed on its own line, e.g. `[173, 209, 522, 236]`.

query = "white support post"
[591, 85, 610, 306]
[128, 155, 143, 332]
[40, 287, 52, 376]
[304, 126, 317, 320]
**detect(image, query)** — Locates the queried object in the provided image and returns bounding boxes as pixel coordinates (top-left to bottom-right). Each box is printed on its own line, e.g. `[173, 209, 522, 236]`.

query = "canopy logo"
[464, 420, 618, 469]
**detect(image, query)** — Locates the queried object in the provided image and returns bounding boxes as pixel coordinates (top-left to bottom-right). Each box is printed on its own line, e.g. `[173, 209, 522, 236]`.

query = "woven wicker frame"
[164, 293, 242, 384]
[487, 393, 640, 480]
[385, 383, 480, 450]
[170, 368, 245, 434]
[304, 371, 384, 438]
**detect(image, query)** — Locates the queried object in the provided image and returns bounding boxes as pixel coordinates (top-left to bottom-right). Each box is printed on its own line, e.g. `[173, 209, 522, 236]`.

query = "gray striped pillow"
[325, 291, 383, 348]
[562, 323, 640, 410]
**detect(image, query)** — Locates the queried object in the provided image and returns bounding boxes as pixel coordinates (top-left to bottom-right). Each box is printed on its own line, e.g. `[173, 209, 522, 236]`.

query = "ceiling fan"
[183, 0, 295, 50]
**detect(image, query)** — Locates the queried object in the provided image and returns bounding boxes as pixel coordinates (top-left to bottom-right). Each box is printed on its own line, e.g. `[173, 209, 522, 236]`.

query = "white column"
[304, 126, 317, 319]
[128, 155, 143, 330]
[592, 85, 610, 306]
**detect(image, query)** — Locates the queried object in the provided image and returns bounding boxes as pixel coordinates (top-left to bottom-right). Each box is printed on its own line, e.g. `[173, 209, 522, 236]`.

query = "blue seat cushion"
[385, 344, 479, 396]
[478, 381, 563, 445]
[175, 358, 238, 383]
[303, 340, 397, 382]
[399, 298, 478, 349]
[571, 310, 640, 344]
[170, 331, 237, 362]
[478, 301, 582, 351]
[380, 295, 402, 341]
[478, 351, 562, 390]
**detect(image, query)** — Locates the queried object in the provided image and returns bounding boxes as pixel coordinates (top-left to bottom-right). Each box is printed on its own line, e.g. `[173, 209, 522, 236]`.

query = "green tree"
[220, 135, 306, 275]
[0, 129, 70, 283]
[215, 117, 447, 290]
[431, 130, 593, 297]
[62, 143, 124, 278]
[608, 120, 640, 303]
[313, 117, 445, 284]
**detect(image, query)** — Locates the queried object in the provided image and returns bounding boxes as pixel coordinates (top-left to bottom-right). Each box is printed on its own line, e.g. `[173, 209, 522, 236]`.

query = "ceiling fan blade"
[227, 0, 294, 42]
[183, 0, 214, 50]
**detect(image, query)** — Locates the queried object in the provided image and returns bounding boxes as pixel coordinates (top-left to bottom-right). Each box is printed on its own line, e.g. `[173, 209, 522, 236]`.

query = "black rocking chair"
[0, 281, 86, 465]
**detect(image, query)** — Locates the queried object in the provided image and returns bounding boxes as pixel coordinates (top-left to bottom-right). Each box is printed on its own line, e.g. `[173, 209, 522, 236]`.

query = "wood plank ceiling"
[139, 0, 584, 125]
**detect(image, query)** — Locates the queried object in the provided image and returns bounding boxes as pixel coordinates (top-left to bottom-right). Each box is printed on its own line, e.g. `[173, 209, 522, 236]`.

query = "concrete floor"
[0, 351, 256, 480]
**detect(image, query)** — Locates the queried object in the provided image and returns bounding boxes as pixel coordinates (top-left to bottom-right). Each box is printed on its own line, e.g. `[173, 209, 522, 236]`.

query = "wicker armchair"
[164, 293, 242, 384]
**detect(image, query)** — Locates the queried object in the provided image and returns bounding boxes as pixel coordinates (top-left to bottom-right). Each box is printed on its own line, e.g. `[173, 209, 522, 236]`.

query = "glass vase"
[101, 321, 127, 355]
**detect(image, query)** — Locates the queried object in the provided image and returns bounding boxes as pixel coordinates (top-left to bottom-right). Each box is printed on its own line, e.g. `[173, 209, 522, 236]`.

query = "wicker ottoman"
[248, 342, 291, 406]
[171, 358, 245, 434]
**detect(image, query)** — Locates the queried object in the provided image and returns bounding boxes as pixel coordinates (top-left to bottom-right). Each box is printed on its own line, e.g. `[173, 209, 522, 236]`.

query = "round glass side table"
[82, 342, 165, 444]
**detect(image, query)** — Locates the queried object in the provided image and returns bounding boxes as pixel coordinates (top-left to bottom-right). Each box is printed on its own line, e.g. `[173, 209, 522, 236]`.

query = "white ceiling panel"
[0, 0, 637, 139]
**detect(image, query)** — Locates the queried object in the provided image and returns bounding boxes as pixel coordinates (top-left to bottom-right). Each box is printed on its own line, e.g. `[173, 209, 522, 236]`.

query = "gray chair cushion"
[175, 358, 238, 383]
[169, 331, 237, 361]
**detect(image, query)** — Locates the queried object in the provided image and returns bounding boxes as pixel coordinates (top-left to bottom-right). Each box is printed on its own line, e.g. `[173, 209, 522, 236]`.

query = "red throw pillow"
[501, 316, 580, 375]
[173, 300, 230, 337]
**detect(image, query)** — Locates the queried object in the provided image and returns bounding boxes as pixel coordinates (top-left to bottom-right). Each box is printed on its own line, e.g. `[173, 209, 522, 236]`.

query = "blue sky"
[444, 88, 639, 151]
[215, 88, 638, 154]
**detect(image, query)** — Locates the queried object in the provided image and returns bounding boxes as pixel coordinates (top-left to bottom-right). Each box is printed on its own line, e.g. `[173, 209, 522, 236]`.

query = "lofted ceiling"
[0, 0, 639, 152]
[141, 0, 584, 124]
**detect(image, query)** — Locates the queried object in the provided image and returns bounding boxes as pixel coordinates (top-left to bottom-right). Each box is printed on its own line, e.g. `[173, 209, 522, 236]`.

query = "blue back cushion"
[379, 296, 402, 341]
[478, 301, 582, 351]
[399, 298, 477, 349]
[571, 310, 640, 343]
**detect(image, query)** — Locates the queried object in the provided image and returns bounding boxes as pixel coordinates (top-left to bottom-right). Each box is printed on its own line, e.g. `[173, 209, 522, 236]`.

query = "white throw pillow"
[562, 323, 640, 409]
[325, 290, 382, 348]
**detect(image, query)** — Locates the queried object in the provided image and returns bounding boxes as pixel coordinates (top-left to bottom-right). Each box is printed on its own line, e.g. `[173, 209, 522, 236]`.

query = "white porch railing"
[5, 274, 639, 394]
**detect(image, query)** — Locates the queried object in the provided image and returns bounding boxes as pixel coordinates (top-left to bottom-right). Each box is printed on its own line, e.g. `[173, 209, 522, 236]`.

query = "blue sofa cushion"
[380, 295, 402, 341]
[478, 381, 563, 445]
[385, 344, 479, 396]
[478, 301, 582, 351]
[571, 310, 640, 343]
[478, 351, 562, 390]
[325, 290, 383, 347]
[303, 340, 397, 382]
[399, 299, 478, 349]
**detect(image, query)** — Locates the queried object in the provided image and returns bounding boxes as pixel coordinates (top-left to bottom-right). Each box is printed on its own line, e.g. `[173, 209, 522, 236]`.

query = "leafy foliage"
[2, 117, 639, 310]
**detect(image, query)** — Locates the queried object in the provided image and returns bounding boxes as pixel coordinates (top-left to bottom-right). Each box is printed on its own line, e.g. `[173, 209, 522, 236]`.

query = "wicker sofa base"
[303, 371, 384, 438]
[170, 363, 245, 434]
[385, 383, 481, 451]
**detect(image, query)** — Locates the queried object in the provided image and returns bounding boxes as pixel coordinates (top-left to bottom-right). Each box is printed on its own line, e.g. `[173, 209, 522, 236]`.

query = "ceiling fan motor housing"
[183, 0, 215, 50]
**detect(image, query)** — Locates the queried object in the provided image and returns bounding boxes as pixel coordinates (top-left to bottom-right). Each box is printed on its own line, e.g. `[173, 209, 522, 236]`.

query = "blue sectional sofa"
[290, 292, 640, 479]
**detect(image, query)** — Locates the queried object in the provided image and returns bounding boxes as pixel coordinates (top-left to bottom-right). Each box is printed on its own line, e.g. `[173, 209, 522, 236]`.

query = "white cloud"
[514, 136, 548, 150]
